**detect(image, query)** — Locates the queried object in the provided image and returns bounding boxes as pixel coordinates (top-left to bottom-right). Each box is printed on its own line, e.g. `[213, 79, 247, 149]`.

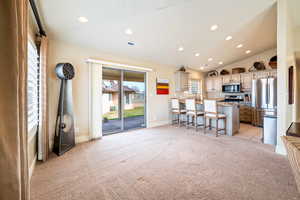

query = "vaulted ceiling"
[38, 0, 277, 71]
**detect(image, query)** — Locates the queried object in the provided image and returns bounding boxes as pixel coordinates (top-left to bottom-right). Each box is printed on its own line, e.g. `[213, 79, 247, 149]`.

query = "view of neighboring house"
[102, 80, 144, 117]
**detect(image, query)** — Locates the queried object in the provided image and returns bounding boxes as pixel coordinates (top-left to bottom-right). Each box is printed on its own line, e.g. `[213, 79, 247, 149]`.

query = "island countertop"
[175, 98, 240, 136]
[178, 99, 238, 107]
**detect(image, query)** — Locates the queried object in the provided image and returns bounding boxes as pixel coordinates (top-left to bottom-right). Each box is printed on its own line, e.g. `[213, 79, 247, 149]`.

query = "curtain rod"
[86, 58, 153, 71]
[29, 0, 46, 36]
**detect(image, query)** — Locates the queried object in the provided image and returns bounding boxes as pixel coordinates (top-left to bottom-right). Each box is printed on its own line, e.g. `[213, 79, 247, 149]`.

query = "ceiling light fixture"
[246, 50, 251, 54]
[77, 16, 88, 23]
[200, 66, 204, 70]
[219, 61, 223, 65]
[225, 36, 232, 41]
[125, 28, 133, 35]
[210, 24, 218, 31]
[178, 47, 184, 52]
[236, 44, 243, 48]
[195, 53, 200, 57]
[208, 58, 213, 62]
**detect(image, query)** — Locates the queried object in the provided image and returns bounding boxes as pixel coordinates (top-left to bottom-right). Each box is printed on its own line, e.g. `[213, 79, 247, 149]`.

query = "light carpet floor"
[31, 125, 300, 200]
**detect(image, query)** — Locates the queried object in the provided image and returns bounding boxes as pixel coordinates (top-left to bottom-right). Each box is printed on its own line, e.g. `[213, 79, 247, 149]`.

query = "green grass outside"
[103, 106, 144, 120]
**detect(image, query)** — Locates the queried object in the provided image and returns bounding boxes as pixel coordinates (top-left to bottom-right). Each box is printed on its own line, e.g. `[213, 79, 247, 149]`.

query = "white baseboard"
[75, 135, 90, 144]
[29, 154, 37, 179]
[148, 120, 170, 128]
[276, 144, 287, 155]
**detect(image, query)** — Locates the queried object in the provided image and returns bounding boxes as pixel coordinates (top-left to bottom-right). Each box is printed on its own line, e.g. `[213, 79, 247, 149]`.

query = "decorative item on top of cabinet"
[207, 70, 218, 77]
[269, 56, 277, 69]
[175, 71, 189, 92]
[220, 69, 230, 75]
[232, 67, 245, 74]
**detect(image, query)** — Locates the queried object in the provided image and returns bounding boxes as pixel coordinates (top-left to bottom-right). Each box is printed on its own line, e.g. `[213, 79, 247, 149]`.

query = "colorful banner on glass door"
[156, 79, 169, 95]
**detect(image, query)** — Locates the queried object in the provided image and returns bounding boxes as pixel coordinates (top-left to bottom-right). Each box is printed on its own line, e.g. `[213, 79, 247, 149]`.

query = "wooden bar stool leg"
[224, 118, 227, 135]
[186, 115, 189, 129]
[216, 118, 219, 137]
[204, 117, 206, 134]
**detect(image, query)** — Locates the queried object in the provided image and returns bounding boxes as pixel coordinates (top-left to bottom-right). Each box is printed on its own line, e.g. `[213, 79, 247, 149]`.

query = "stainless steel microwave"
[222, 83, 241, 93]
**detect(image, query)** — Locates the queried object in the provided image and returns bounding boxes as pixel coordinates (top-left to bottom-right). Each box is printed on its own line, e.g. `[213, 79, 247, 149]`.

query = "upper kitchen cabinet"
[206, 77, 222, 92]
[269, 69, 277, 77]
[174, 71, 189, 92]
[222, 75, 231, 84]
[241, 73, 253, 91]
[253, 71, 269, 79]
[231, 74, 241, 83]
[222, 74, 241, 84]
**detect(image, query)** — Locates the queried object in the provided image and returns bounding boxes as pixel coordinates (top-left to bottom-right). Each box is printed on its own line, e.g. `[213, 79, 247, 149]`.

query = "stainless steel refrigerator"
[251, 77, 277, 127]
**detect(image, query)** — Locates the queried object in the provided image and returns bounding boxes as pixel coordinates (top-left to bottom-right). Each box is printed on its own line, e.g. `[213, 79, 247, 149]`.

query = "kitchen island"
[178, 99, 240, 136]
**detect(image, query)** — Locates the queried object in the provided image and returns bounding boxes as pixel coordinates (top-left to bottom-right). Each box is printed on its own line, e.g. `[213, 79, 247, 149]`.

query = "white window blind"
[27, 41, 39, 131]
[189, 79, 202, 94]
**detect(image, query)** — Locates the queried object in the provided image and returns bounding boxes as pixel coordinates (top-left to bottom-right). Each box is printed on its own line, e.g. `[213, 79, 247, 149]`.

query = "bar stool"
[203, 99, 226, 137]
[171, 98, 186, 126]
[185, 98, 204, 131]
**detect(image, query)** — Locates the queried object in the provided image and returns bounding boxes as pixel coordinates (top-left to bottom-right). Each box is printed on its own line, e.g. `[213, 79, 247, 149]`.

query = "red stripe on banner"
[157, 88, 169, 95]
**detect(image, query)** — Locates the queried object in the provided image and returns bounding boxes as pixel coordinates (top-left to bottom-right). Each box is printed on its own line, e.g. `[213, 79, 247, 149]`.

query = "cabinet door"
[206, 78, 214, 92]
[231, 74, 241, 83]
[269, 69, 277, 77]
[253, 71, 269, 79]
[241, 73, 252, 91]
[222, 75, 231, 84]
[214, 77, 222, 91]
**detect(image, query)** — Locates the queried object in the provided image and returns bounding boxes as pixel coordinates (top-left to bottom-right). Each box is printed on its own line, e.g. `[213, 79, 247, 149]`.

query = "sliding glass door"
[102, 67, 146, 135]
[123, 71, 146, 130]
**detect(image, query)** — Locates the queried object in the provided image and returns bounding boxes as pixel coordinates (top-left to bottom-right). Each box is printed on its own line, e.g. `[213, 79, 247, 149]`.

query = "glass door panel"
[123, 71, 146, 130]
[102, 68, 122, 135]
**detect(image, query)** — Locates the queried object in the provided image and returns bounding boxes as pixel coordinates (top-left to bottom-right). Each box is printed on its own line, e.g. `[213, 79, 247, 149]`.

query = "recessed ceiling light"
[246, 50, 251, 54]
[225, 36, 232, 41]
[208, 58, 213, 62]
[236, 44, 243, 48]
[210, 24, 218, 31]
[195, 53, 200, 57]
[77, 16, 88, 23]
[219, 61, 223, 65]
[178, 47, 184, 51]
[125, 28, 133, 35]
[128, 41, 135, 46]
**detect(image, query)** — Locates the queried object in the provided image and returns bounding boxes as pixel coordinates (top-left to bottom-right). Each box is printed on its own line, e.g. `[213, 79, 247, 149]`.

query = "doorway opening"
[102, 67, 146, 135]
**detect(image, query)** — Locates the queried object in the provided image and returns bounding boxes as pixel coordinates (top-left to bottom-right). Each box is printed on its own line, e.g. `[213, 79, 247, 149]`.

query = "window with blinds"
[189, 79, 202, 95]
[28, 41, 39, 131]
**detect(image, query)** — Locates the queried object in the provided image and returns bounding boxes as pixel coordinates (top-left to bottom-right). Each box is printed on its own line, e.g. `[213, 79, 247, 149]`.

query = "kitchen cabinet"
[241, 73, 253, 91]
[240, 104, 252, 123]
[206, 77, 222, 92]
[231, 74, 241, 83]
[222, 74, 240, 84]
[269, 69, 277, 77]
[222, 75, 231, 84]
[175, 71, 189, 92]
[253, 71, 269, 79]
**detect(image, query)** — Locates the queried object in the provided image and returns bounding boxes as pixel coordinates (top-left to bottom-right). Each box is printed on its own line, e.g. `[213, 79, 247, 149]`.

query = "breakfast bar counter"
[178, 99, 240, 136]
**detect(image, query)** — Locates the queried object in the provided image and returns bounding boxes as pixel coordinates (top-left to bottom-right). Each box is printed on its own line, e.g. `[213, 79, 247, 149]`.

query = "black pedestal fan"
[53, 63, 75, 156]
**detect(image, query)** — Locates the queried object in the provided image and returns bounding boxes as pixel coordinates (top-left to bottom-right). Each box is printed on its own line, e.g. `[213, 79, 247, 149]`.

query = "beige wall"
[276, 0, 299, 155]
[47, 39, 204, 148]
